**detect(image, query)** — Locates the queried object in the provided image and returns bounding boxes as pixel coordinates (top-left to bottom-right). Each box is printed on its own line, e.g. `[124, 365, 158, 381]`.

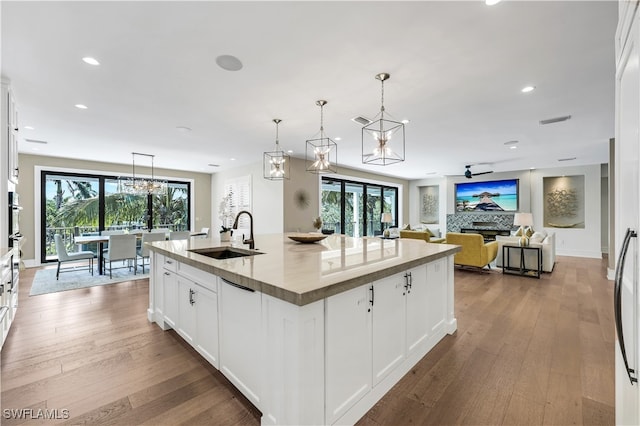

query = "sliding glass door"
[41, 171, 191, 263]
[321, 177, 398, 238]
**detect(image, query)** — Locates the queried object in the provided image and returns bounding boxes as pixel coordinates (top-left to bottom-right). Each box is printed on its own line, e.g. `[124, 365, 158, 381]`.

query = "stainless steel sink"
[188, 247, 264, 260]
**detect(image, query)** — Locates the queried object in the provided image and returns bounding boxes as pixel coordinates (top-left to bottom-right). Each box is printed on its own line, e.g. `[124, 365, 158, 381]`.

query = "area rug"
[30, 267, 149, 296]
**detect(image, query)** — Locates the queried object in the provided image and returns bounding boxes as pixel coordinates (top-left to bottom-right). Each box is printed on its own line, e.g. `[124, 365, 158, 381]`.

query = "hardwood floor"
[1, 256, 614, 425]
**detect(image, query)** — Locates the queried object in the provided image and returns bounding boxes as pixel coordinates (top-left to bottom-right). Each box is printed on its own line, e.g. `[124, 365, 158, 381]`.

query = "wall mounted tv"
[455, 179, 519, 212]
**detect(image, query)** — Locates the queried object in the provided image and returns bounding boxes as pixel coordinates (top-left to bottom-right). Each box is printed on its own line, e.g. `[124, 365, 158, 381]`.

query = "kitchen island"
[148, 233, 460, 426]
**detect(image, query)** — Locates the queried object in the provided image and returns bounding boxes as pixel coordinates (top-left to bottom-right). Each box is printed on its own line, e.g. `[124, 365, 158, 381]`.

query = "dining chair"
[103, 234, 137, 278]
[54, 234, 94, 280]
[138, 232, 167, 273]
[169, 231, 191, 240]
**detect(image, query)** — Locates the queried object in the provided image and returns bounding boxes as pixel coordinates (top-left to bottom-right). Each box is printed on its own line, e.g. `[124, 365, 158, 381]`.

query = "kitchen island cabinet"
[148, 233, 460, 425]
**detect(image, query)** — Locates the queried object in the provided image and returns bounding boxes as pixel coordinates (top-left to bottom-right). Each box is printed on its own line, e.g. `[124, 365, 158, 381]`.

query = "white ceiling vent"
[539, 115, 572, 125]
[25, 138, 48, 144]
[351, 116, 372, 125]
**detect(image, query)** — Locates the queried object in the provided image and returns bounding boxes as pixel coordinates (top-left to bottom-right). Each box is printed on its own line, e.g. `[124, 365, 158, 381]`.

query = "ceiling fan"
[464, 164, 494, 179]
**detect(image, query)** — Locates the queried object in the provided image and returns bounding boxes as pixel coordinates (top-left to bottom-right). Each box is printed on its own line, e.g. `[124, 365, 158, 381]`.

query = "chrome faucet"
[232, 210, 255, 250]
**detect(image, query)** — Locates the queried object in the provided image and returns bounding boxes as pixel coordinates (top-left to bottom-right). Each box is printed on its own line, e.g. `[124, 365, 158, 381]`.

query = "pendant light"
[306, 100, 337, 174]
[362, 73, 405, 165]
[263, 119, 290, 180]
[118, 152, 168, 195]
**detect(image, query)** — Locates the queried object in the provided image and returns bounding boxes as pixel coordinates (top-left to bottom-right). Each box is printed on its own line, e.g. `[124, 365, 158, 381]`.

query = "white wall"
[409, 164, 604, 259]
[211, 161, 284, 236]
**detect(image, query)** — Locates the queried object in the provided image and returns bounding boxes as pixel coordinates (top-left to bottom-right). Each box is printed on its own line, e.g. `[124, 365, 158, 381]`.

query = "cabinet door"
[219, 278, 262, 408]
[426, 259, 447, 335]
[406, 264, 431, 354]
[152, 253, 164, 320]
[372, 273, 406, 386]
[195, 282, 219, 368]
[177, 278, 196, 345]
[325, 284, 372, 425]
[162, 270, 178, 328]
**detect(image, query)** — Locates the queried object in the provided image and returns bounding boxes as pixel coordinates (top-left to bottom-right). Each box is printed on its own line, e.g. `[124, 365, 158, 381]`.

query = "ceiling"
[1, 1, 617, 180]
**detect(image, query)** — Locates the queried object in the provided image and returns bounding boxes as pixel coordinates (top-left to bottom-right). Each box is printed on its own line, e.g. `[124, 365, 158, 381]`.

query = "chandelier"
[263, 119, 290, 180]
[118, 152, 167, 195]
[306, 100, 337, 174]
[362, 73, 405, 165]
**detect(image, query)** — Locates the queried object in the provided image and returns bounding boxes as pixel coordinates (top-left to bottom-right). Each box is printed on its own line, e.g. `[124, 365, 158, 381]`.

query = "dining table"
[74, 231, 206, 275]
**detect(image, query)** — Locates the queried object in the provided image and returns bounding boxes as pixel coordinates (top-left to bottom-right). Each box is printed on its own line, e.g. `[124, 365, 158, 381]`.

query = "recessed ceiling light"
[486, 0, 501, 5]
[175, 126, 192, 132]
[287, 150, 293, 154]
[216, 55, 243, 71]
[82, 57, 100, 66]
[75, 104, 88, 109]
[230, 158, 236, 161]
[521, 86, 535, 93]
[24, 126, 34, 130]
[510, 146, 517, 150]
[335, 137, 342, 141]
[401, 119, 410, 124]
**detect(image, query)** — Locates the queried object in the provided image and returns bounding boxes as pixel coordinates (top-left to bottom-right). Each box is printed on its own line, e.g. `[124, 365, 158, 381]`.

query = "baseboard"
[556, 249, 602, 259]
[23, 258, 39, 268]
[607, 268, 615, 281]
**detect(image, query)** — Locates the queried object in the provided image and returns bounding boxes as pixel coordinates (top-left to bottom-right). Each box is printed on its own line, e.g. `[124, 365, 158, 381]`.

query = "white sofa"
[494, 231, 556, 273]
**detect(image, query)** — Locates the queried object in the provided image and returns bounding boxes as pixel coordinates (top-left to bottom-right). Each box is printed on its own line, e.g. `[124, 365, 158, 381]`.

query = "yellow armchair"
[399, 229, 446, 243]
[445, 232, 498, 269]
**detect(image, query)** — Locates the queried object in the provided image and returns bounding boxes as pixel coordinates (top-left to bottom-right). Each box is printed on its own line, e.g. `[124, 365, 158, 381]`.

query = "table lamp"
[381, 213, 393, 237]
[513, 212, 533, 246]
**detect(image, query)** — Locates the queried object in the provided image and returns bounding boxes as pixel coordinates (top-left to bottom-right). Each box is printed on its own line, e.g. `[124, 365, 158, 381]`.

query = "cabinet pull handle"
[370, 285, 375, 307]
[189, 288, 195, 305]
[165, 260, 173, 264]
[221, 278, 255, 292]
[408, 272, 413, 291]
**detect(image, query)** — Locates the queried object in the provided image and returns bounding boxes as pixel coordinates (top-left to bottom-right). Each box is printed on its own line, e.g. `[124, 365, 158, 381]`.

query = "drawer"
[177, 262, 217, 292]
[159, 253, 177, 273]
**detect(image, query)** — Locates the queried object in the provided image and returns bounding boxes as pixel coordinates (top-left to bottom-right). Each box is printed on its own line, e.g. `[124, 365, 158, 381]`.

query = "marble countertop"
[149, 233, 460, 306]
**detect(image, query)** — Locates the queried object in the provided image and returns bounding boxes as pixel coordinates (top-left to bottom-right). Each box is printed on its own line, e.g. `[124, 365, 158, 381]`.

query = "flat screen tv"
[455, 178, 519, 212]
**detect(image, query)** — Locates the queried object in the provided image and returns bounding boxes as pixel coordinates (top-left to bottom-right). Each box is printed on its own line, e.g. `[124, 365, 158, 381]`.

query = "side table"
[502, 244, 542, 279]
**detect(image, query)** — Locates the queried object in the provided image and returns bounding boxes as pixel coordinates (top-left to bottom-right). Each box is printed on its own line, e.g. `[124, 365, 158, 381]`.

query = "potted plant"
[219, 193, 234, 242]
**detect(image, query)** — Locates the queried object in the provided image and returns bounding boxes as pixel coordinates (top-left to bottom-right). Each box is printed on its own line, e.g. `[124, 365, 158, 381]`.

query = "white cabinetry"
[176, 278, 197, 344]
[162, 270, 178, 329]
[326, 260, 449, 425]
[325, 285, 372, 424]
[219, 278, 262, 409]
[194, 284, 219, 367]
[615, 1, 640, 424]
[1, 80, 19, 185]
[372, 273, 406, 386]
[152, 253, 219, 369]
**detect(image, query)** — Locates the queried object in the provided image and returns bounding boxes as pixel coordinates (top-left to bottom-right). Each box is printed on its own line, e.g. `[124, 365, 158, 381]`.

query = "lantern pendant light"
[362, 73, 406, 165]
[306, 100, 337, 174]
[263, 119, 290, 180]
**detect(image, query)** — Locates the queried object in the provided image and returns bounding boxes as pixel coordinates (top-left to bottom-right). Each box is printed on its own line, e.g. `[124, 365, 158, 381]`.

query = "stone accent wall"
[446, 213, 515, 233]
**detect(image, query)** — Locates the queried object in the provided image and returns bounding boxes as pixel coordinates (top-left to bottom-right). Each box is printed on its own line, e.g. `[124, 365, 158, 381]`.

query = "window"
[321, 177, 398, 237]
[41, 171, 191, 263]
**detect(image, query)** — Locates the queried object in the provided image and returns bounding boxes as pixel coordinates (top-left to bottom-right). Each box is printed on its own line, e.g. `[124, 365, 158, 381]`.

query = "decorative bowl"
[287, 233, 328, 244]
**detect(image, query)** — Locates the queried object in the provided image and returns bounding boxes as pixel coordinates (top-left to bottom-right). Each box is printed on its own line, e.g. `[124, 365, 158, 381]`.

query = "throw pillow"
[424, 228, 433, 238]
[530, 231, 546, 243]
[525, 227, 534, 238]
